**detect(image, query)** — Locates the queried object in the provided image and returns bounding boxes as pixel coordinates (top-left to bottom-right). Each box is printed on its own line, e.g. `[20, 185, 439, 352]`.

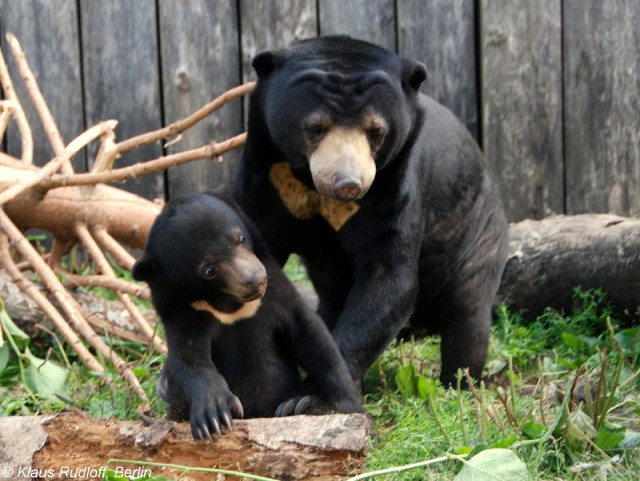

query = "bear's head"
[132, 194, 267, 324]
[251, 35, 427, 202]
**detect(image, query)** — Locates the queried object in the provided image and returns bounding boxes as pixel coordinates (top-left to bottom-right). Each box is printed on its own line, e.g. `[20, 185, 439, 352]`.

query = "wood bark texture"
[0, 411, 370, 481]
[497, 214, 640, 320]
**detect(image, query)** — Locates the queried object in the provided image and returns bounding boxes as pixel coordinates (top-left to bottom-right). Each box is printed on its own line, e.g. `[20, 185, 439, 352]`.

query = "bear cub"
[132, 191, 362, 440]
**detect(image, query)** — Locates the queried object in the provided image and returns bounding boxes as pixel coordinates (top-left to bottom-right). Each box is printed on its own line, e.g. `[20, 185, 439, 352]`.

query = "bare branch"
[0, 39, 33, 164]
[0, 233, 105, 375]
[0, 100, 16, 144]
[115, 82, 255, 154]
[5, 33, 72, 174]
[61, 272, 150, 300]
[74, 223, 167, 355]
[91, 225, 137, 271]
[0, 208, 149, 402]
[0, 120, 118, 205]
[42, 132, 246, 189]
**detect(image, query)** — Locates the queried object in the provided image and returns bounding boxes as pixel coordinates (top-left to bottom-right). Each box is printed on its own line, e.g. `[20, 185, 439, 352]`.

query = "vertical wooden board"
[239, 0, 317, 130]
[0, 0, 85, 170]
[397, 0, 478, 139]
[158, 0, 241, 198]
[563, 0, 640, 216]
[481, 0, 563, 221]
[239, 0, 317, 84]
[80, 0, 164, 199]
[318, 0, 396, 52]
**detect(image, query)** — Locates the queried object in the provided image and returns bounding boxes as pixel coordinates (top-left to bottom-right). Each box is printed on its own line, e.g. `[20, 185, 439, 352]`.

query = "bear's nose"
[243, 271, 267, 297]
[333, 179, 364, 200]
[256, 275, 268, 296]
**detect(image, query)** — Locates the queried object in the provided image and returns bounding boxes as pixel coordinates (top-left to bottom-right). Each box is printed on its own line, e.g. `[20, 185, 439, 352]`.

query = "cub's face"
[252, 36, 426, 202]
[133, 195, 267, 324]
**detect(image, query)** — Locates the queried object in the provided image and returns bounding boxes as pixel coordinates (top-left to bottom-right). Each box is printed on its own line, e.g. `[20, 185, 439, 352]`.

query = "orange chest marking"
[268, 162, 360, 231]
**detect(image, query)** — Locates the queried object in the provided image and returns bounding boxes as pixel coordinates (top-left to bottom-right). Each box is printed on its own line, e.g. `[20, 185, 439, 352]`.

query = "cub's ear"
[252, 49, 286, 80]
[131, 253, 156, 282]
[402, 60, 427, 92]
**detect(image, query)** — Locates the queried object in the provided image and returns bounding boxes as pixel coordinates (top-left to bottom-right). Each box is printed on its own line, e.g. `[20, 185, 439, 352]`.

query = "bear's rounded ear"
[252, 49, 286, 79]
[131, 254, 156, 282]
[403, 60, 428, 92]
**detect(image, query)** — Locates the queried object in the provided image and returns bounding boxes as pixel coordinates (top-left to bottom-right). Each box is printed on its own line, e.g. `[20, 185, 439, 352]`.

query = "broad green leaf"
[616, 328, 639, 357]
[558, 410, 597, 449]
[484, 359, 507, 376]
[454, 449, 530, 481]
[23, 347, 69, 400]
[0, 302, 30, 346]
[619, 430, 640, 449]
[492, 434, 517, 449]
[0, 343, 9, 373]
[594, 426, 626, 450]
[522, 420, 547, 440]
[561, 332, 586, 351]
[417, 375, 436, 400]
[395, 365, 423, 398]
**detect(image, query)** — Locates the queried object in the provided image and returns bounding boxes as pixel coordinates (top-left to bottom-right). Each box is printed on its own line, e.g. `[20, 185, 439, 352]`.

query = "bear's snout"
[309, 126, 376, 201]
[222, 251, 268, 302]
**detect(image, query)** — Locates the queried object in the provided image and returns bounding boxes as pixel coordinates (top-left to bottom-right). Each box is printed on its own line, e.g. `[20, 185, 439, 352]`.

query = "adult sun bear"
[234, 36, 509, 388]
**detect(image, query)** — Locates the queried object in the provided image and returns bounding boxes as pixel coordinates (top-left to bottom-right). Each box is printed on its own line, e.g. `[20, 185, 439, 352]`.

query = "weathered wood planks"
[158, 0, 242, 196]
[481, 0, 564, 221]
[318, 0, 396, 51]
[398, 0, 478, 139]
[80, 0, 164, 199]
[0, 0, 85, 170]
[563, 0, 640, 216]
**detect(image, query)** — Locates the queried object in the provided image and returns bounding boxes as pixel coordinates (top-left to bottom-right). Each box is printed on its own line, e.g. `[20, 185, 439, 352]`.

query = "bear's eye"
[238, 234, 245, 245]
[201, 265, 216, 279]
[366, 127, 386, 148]
[304, 123, 329, 143]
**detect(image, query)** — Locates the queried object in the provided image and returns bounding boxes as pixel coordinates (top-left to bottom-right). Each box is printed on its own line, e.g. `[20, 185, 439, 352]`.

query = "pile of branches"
[0, 34, 254, 403]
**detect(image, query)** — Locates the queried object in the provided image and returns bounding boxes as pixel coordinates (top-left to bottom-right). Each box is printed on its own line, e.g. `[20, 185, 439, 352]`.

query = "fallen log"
[0, 270, 154, 342]
[0, 411, 370, 481]
[496, 214, 640, 321]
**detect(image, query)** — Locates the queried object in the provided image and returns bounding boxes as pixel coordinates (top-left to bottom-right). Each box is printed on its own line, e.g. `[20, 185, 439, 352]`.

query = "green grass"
[2, 257, 639, 481]
[362, 288, 640, 480]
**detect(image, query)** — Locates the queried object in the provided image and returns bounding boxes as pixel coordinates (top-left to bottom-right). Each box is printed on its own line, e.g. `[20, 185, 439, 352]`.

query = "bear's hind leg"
[431, 225, 508, 387]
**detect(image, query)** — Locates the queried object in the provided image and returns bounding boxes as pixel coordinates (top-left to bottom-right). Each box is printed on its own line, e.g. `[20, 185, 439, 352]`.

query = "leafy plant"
[1, 299, 69, 413]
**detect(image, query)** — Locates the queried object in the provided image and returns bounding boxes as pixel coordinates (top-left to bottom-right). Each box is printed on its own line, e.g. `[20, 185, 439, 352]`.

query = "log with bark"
[0, 410, 370, 481]
[496, 214, 640, 321]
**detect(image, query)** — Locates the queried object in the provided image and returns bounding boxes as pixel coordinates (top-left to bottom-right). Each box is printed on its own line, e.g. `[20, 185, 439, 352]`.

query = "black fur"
[234, 36, 509, 387]
[133, 190, 362, 440]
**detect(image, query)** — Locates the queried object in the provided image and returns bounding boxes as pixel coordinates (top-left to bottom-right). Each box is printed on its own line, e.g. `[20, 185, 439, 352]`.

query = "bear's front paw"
[275, 395, 320, 416]
[275, 394, 363, 416]
[189, 389, 244, 440]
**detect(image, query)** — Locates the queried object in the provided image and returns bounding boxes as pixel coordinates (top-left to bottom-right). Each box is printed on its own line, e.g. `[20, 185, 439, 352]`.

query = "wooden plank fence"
[1, 0, 638, 221]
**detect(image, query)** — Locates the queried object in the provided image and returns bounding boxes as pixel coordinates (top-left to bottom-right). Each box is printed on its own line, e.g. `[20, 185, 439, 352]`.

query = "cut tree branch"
[0, 234, 106, 375]
[6, 33, 72, 175]
[0, 34, 255, 404]
[41, 132, 247, 190]
[0, 38, 32, 164]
